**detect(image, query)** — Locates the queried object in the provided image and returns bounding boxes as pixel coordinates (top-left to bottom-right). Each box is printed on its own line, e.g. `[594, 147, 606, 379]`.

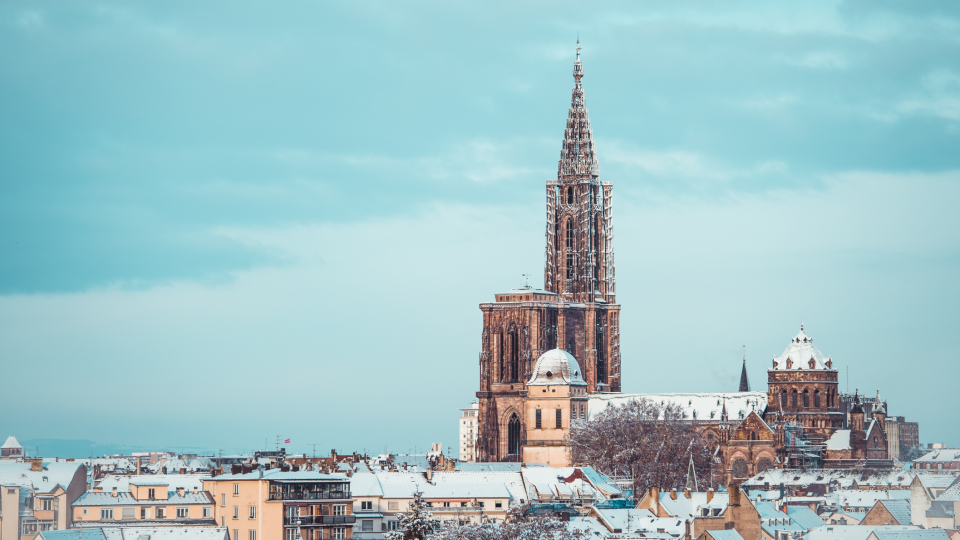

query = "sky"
[1, 1, 958, 456]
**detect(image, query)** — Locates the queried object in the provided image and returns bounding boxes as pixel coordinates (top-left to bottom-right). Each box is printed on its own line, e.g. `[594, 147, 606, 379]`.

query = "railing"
[269, 492, 352, 501]
[283, 515, 357, 526]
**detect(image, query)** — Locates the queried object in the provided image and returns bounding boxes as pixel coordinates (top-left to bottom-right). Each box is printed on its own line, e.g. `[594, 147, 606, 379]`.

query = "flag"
[284, 439, 290, 444]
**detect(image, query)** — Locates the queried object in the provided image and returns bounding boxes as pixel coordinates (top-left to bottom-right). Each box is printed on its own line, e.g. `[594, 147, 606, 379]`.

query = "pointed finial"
[801, 319, 804, 331]
[576, 36, 581, 60]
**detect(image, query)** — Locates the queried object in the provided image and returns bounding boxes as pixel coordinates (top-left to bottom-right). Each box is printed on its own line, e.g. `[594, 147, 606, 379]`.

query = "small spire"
[686, 454, 698, 492]
[739, 346, 750, 392]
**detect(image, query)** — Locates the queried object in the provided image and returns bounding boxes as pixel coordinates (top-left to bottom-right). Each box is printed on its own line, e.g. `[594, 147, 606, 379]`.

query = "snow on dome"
[771, 326, 833, 371]
[1, 436, 20, 449]
[528, 349, 586, 386]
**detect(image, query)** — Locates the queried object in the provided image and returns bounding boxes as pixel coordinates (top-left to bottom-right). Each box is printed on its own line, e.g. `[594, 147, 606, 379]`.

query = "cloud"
[603, 143, 789, 184]
[897, 69, 960, 121]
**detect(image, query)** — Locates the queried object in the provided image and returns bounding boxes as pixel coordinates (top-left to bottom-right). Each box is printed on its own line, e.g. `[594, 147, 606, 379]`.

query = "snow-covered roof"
[786, 506, 826, 529]
[42, 527, 230, 540]
[707, 530, 746, 540]
[937, 478, 960, 501]
[771, 327, 833, 371]
[914, 449, 960, 463]
[375, 472, 524, 501]
[0, 460, 84, 493]
[209, 469, 347, 482]
[2, 436, 21, 449]
[74, 491, 214, 506]
[588, 392, 767, 422]
[744, 468, 935, 490]
[755, 501, 805, 536]
[521, 467, 604, 502]
[874, 500, 911, 525]
[657, 491, 729, 520]
[496, 287, 557, 297]
[99, 475, 208, 493]
[826, 431, 852, 450]
[827, 489, 910, 509]
[870, 530, 951, 540]
[527, 349, 587, 386]
[591, 508, 687, 536]
[803, 525, 918, 540]
[348, 472, 383, 498]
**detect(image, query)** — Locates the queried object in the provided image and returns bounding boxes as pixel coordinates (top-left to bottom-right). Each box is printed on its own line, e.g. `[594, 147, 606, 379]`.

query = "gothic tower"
[475, 43, 622, 463]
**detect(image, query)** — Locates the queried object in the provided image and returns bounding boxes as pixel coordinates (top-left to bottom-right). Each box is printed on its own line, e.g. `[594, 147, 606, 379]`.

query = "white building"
[458, 401, 479, 462]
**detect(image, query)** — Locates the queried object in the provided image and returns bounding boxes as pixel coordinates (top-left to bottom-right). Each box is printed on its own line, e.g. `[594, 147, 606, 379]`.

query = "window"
[221, 494, 226, 507]
[148, 488, 156, 499]
[249, 506, 256, 519]
[814, 390, 821, 408]
[234, 530, 239, 540]
[249, 531, 256, 540]
[803, 390, 810, 408]
[177, 507, 189, 518]
[791, 390, 798, 408]
[443, 502, 450, 508]
[362, 520, 373, 532]
[101, 508, 114, 520]
[535, 409, 542, 429]
[142, 507, 149, 519]
[556, 409, 562, 429]
[203, 507, 212, 518]
[495, 502, 502, 508]
[42, 499, 53, 511]
[285, 529, 296, 540]
[333, 505, 346, 516]
[333, 528, 346, 540]
[157, 507, 166, 519]
[83, 509, 88, 515]
[361, 501, 372, 510]
[388, 501, 398, 510]
[233, 484, 240, 496]
[122, 507, 136, 520]
[233, 506, 239, 519]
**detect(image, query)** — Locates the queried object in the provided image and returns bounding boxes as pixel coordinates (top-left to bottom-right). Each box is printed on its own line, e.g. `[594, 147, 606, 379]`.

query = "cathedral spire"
[559, 40, 598, 179]
[739, 346, 750, 392]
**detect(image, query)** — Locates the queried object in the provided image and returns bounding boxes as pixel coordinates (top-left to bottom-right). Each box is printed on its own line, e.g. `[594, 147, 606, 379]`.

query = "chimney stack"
[651, 486, 660, 516]
[30, 460, 43, 472]
[194, 487, 198, 495]
[670, 488, 677, 500]
[684, 488, 691, 499]
[684, 520, 691, 540]
[112, 487, 118, 497]
[706, 489, 714, 504]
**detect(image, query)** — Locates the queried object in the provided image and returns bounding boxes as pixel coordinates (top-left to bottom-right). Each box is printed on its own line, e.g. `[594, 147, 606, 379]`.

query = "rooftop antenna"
[522, 274, 531, 289]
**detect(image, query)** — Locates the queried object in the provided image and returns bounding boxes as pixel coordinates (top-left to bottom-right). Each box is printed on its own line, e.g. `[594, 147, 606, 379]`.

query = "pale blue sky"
[1, 1, 958, 455]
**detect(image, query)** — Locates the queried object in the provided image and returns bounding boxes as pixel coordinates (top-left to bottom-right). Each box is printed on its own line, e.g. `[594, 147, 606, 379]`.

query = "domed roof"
[527, 349, 587, 386]
[771, 326, 833, 371]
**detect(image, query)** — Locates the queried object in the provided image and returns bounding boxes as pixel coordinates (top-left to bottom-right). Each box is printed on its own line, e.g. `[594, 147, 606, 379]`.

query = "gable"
[731, 411, 775, 441]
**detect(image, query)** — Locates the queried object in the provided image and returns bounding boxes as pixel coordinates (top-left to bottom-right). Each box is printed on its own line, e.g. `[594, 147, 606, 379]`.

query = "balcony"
[283, 515, 357, 526]
[268, 491, 351, 501]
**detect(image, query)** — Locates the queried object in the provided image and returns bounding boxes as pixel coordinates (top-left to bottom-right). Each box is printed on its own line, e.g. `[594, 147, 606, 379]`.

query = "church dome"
[771, 326, 833, 371]
[528, 349, 587, 386]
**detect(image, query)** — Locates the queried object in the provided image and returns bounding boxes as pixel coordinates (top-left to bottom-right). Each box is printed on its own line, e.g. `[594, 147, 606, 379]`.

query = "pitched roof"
[707, 530, 746, 540]
[827, 431, 852, 450]
[0, 460, 84, 493]
[74, 491, 213, 506]
[804, 525, 918, 540]
[588, 392, 767, 422]
[44, 527, 229, 540]
[772, 327, 833, 371]
[871, 530, 951, 540]
[2, 436, 21, 449]
[786, 506, 827, 529]
[876, 499, 911, 525]
[739, 360, 750, 392]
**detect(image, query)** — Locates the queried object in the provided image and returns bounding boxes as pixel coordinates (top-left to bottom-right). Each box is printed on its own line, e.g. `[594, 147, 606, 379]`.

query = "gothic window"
[814, 389, 821, 408]
[803, 390, 810, 408]
[555, 409, 562, 429]
[509, 331, 519, 382]
[732, 458, 749, 479]
[756, 458, 774, 473]
[535, 409, 542, 429]
[596, 321, 605, 384]
[566, 187, 574, 205]
[507, 413, 521, 456]
[498, 332, 505, 383]
[791, 390, 798, 408]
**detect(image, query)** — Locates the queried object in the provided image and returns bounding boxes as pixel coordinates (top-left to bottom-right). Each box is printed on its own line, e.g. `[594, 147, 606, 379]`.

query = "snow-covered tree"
[567, 397, 713, 494]
[431, 504, 585, 540]
[385, 491, 440, 540]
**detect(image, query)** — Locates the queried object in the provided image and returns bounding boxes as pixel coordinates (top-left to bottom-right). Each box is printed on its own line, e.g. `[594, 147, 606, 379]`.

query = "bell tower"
[475, 42, 623, 462]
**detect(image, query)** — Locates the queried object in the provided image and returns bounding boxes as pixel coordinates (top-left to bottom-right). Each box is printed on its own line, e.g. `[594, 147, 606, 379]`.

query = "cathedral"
[473, 44, 890, 474]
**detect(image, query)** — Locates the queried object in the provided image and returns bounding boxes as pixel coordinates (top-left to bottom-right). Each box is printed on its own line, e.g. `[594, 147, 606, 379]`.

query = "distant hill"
[19, 439, 216, 458]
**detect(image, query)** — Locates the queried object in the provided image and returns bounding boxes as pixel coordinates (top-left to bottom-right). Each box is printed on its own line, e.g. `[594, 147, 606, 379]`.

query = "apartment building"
[0, 459, 87, 540]
[71, 480, 216, 528]
[202, 469, 354, 540]
[458, 402, 479, 463]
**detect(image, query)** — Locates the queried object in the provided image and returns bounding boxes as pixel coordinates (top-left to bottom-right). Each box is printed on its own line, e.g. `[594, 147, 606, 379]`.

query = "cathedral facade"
[475, 45, 621, 463]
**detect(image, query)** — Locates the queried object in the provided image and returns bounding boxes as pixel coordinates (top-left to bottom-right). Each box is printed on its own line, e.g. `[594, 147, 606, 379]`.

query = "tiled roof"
[877, 499, 911, 525]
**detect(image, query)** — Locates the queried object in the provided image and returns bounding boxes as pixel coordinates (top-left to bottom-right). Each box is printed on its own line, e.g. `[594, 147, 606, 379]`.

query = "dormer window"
[825, 359, 832, 368]
[809, 359, 815, 369]
[786, 358, 793, 369]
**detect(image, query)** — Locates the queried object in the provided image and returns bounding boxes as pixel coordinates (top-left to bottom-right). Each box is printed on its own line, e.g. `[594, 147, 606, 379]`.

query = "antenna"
[521, 274, 531, 289]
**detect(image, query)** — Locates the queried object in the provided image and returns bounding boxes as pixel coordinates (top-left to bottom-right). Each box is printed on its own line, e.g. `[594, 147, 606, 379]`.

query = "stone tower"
[475, 43, 622, 462]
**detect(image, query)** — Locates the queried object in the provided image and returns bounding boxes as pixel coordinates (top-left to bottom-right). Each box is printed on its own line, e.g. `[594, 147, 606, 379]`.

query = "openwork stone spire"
[559, 41, 599, 179]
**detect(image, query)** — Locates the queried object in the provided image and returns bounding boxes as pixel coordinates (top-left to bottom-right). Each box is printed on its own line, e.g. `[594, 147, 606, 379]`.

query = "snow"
[42, 528, 229, 540]
[528, 349, 587, 386]
[0, 460, 84, 493]
[588, 392, 768, 422]
[375, 471, 523, 501]
[74, 490, 213, 506]
[657, 491, 729, 520]
[2, 435, 21, 449]
[99, 475, 208, 494]
[915, 449, 960, 463]
[877, 500, 911, 525]
[827, 430, 852, 450]
[771, 327, 832, 371]
[827, 489, 910, 510]
[871, 530, 952, 540]
[804, 525, 919, 540]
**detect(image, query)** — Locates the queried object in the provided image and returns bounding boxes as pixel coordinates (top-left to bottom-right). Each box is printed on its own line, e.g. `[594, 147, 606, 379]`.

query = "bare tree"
[567, 397, 713, 495]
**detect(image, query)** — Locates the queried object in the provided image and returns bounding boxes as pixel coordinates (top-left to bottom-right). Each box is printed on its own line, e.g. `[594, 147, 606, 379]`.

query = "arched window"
[814, 389, 821, 408]
[780, 390, 787, 407]
[565, 218, 574, 280]
[509, 331, 519, 382]
[567, 187, 574, 205]
[791, 390, 798, 408]
[508, 413, 521, 456]
[803, 390, 810, 408]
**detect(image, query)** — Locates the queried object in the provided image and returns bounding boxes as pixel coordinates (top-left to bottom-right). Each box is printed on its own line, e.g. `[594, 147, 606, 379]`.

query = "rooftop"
[2, 436, 21, 449]
[528, 349, 587, 387]
[771, 326, 833, 371]
[589, 392, 767, 422]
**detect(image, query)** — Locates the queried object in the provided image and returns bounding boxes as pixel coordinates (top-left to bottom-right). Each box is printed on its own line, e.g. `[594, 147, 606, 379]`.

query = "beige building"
[521, 349, 588, 467]
[458, 402, 479, 462]
[0, 459, 87, 540]
[71, 480, 216, 528]
[202, 469, 354, 540]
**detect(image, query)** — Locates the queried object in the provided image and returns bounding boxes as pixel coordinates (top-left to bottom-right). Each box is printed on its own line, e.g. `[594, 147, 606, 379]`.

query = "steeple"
[739, 346, 750, 392]
[559, 39, 598, 179]
[686, 454, 698, 492]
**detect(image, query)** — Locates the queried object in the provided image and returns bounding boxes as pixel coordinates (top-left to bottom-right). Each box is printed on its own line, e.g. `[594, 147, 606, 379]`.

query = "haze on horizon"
[1, 1, 958, 455]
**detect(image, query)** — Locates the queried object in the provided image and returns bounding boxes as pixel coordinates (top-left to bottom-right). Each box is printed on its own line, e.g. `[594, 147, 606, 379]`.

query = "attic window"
[546, 371, 553, 378]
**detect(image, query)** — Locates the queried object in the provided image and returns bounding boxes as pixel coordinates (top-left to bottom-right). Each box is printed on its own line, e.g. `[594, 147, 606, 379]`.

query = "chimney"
[728, 479, 741, 507]
[193, 487, 198, 495]
[684, 488, 691, 499]
[425, 470, 432, 481]
[684, 519, 691, 540]
[30, 460, 43, 472]
[162, 466, 167, 474]
[177, 487, 185, 497]
[180, 468, 186, 475]
[706, 489, 714, 504]
[670, 488, 677, 500]
[112, 487, 118, 497]
[651, 486, 660, 516]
